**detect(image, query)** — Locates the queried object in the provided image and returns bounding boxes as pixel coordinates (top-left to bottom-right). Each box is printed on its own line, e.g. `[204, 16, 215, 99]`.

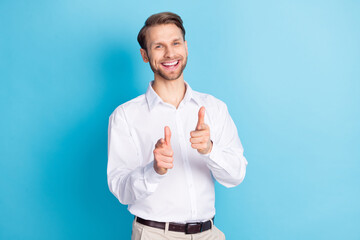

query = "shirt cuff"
[143, 161, 167, 192]
[203, 141, 232, 171]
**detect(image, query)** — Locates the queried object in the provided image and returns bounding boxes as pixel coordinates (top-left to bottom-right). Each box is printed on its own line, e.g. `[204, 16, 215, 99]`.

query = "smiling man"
[107, 12, 248, 240]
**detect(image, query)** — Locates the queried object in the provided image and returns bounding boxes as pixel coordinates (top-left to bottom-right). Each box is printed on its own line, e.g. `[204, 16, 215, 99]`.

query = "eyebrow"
[150, 38, 183, 47]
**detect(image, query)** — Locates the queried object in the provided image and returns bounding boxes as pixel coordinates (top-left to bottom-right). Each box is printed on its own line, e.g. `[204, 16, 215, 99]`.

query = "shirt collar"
[145, 81, 201, 111]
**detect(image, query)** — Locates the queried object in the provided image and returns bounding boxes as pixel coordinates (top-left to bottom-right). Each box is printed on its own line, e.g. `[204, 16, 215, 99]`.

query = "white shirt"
[107, 81, 248, 223]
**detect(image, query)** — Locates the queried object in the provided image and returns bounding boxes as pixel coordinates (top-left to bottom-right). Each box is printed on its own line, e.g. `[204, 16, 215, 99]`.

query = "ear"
[140, 48, 149, 63]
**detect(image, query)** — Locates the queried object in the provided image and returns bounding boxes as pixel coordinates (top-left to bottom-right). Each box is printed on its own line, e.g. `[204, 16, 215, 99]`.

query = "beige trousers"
[131, 218, 226, 240]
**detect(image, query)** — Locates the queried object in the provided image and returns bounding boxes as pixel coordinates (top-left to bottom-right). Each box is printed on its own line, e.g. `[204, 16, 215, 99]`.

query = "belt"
[136, 216, 213, 234]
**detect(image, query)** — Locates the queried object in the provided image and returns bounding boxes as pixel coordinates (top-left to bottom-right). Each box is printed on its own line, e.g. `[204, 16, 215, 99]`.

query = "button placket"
[175, 109, 198, 219]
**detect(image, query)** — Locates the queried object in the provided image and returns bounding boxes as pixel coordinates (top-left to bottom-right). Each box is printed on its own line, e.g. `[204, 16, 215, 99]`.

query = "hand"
[190, 106, 213, 154]
[153, 126, 174, 175]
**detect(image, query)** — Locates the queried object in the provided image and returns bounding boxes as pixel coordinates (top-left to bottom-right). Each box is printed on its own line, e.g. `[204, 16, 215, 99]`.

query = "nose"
[164, 45, 175, 58]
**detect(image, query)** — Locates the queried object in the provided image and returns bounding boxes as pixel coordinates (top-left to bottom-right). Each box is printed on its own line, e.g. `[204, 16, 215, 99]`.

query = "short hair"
[137, 12, 186, 50]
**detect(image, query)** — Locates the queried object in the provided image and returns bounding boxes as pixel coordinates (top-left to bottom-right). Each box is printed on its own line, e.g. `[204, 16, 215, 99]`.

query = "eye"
[174, 42, 180, 45]
[155, 45, 161, 49]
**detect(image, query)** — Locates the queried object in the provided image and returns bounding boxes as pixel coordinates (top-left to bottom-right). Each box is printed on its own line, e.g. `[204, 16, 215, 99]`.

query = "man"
[107, 12, 248, 239]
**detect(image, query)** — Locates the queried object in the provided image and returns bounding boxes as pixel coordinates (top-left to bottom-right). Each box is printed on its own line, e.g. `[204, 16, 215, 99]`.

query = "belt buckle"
[185, 222, 202, 234]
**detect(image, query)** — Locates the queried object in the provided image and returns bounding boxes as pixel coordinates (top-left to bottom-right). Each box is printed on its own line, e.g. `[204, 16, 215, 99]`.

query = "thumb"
[164, 126, 171, 145]
[196, 106, 205, 130]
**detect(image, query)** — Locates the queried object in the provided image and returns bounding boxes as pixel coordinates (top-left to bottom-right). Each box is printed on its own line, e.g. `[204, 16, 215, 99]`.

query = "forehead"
[146, 24, 183, 46]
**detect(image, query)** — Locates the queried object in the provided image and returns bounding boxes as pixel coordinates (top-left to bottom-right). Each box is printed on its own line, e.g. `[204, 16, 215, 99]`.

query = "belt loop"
[133, 216, 137, 229]
[164, 222, 169, 235]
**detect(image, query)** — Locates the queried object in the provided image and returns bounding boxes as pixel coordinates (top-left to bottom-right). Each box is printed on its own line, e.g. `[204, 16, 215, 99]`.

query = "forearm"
[107, 161, 165, 205]
[204, 142, 247, 188]
[107, 108, 166, 205]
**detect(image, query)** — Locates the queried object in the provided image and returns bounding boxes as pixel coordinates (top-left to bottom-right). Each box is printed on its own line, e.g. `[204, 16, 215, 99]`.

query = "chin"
[159, 67, 186, 81]
[160, 73, 183, 81]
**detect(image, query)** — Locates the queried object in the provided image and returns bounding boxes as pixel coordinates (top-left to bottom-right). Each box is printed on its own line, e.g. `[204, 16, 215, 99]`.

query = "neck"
[152, 75, 186, 109]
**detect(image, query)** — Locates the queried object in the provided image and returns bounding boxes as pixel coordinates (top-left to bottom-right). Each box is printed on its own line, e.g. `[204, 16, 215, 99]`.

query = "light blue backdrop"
[1, 1, 359, 239]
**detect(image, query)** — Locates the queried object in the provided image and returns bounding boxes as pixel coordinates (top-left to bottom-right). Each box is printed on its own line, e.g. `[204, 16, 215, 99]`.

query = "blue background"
[1, 1, 359, 239]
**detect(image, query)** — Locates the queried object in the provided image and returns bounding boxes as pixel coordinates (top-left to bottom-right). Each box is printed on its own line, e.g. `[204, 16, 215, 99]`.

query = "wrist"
[199, 140, 213, 155]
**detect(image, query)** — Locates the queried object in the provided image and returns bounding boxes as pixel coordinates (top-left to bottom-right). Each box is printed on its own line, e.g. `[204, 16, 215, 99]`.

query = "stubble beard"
[149, 56, 188, 81]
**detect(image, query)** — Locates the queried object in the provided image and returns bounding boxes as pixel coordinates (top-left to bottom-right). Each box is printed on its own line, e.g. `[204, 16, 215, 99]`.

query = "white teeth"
[163, 61, 178, 66]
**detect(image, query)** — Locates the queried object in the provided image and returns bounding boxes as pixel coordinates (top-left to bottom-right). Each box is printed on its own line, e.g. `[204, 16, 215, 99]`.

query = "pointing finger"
[164, 126, 171, 145]
[196, 106, 206, 130]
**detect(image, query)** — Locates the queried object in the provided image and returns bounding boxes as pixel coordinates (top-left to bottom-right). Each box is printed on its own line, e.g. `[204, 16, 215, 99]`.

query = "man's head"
[138, 12, 188, 81]
[137, 12, 186, 51]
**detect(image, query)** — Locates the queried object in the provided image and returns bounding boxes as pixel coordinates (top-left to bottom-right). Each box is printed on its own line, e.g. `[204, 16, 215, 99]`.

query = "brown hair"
[137, 12, 186, 50]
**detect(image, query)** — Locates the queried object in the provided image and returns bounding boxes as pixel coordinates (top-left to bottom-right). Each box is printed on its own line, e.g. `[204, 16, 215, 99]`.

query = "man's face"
[140, 24, 188, 81]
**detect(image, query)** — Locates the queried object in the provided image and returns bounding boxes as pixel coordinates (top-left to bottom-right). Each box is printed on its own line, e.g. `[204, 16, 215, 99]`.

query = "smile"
[161, 60, 180, 70]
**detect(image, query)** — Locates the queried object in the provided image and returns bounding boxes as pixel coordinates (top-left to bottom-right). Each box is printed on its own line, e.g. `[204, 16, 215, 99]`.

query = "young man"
[107, 12, 248, 240]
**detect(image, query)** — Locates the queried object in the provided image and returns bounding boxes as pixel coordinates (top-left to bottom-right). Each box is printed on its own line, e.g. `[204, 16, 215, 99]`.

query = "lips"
[161, 60, 180, 70]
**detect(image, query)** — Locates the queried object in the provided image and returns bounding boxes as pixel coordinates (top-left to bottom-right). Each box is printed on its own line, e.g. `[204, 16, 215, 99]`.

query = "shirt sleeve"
[203, 102, 248, 188]
[107, 107, 166, 205]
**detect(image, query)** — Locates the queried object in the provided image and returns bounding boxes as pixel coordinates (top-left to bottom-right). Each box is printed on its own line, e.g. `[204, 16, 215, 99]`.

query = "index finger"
[164, 126, 171, 145]
[196, 106, 206, 130]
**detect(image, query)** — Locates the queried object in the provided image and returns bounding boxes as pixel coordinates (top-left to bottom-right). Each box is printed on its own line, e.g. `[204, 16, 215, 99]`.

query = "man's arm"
[190, 103, 248, 188]
[107, 107, 165, 205]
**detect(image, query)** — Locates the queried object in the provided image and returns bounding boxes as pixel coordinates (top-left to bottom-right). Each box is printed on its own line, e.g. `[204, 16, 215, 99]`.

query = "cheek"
[152, 59, 159, 68]
[149, 53, 161, 65]
[146, 55, 156, 66]
[179, 48, 188, 58]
